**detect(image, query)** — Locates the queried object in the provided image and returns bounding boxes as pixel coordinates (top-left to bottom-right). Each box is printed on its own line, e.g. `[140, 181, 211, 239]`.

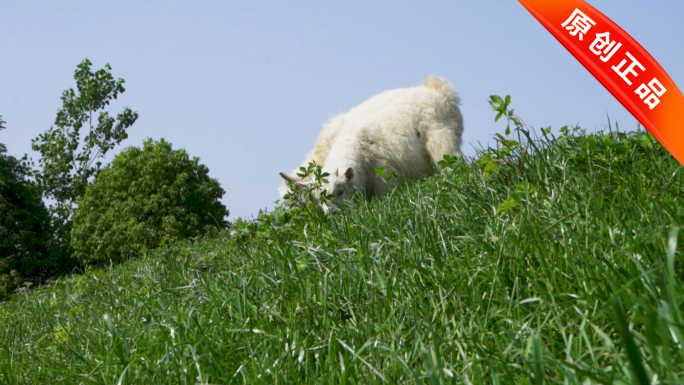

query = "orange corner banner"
[519, 0, 684, 166]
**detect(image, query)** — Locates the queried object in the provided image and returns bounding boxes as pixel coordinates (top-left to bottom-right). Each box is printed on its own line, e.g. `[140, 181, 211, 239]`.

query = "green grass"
[1, 124, 683, 384]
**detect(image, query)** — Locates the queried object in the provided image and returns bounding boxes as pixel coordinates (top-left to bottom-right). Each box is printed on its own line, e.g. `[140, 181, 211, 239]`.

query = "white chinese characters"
[590, 32, 622, 62]
[635, 78, 667, 110]
[562, 8, 668, 111]
[612, 52, 645, 86]
[561, 9, 596, 41]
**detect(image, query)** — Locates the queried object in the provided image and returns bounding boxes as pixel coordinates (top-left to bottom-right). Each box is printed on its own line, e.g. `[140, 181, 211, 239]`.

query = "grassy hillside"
[1, 124, 683, 384]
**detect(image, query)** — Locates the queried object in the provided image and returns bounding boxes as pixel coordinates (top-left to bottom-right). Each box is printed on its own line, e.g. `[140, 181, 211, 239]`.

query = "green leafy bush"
[71, 138, 229, 265]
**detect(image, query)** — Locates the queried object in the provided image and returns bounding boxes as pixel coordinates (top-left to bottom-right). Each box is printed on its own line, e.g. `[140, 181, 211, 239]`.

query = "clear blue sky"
[2, 0, 683, 219]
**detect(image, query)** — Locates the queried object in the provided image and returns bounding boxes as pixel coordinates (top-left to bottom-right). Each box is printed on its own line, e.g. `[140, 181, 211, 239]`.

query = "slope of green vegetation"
[1, 123, 683, 384]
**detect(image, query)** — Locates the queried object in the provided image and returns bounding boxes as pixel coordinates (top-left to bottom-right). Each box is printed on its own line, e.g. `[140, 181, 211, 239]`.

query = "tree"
[31, 59, 139, 242]
[0, 115, 6, 154]
[71, 138, 230, 265]
[1, 117, 70, 300]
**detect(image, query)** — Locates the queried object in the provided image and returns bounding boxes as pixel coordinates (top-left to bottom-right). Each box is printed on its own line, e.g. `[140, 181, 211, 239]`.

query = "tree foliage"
[31, 59, 138, 241]
[1, 115, 67, 300]
[71, 138, 230, 265]
[0, 145, 60, 300]
[0, 115, 6, 154]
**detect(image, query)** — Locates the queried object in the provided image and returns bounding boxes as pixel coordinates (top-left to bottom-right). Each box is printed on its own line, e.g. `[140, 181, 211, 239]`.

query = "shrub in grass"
[70, 138, 229, 265]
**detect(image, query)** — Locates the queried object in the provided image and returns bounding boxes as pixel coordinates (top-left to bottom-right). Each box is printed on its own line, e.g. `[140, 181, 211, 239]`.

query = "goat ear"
[296, 181, 312, 189]
[344, 167, 354, 181]
[279, 171, 295, 182]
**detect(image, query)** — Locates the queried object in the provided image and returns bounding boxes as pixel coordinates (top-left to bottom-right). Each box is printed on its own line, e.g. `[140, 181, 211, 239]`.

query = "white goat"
[279, 75, 464, 208]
